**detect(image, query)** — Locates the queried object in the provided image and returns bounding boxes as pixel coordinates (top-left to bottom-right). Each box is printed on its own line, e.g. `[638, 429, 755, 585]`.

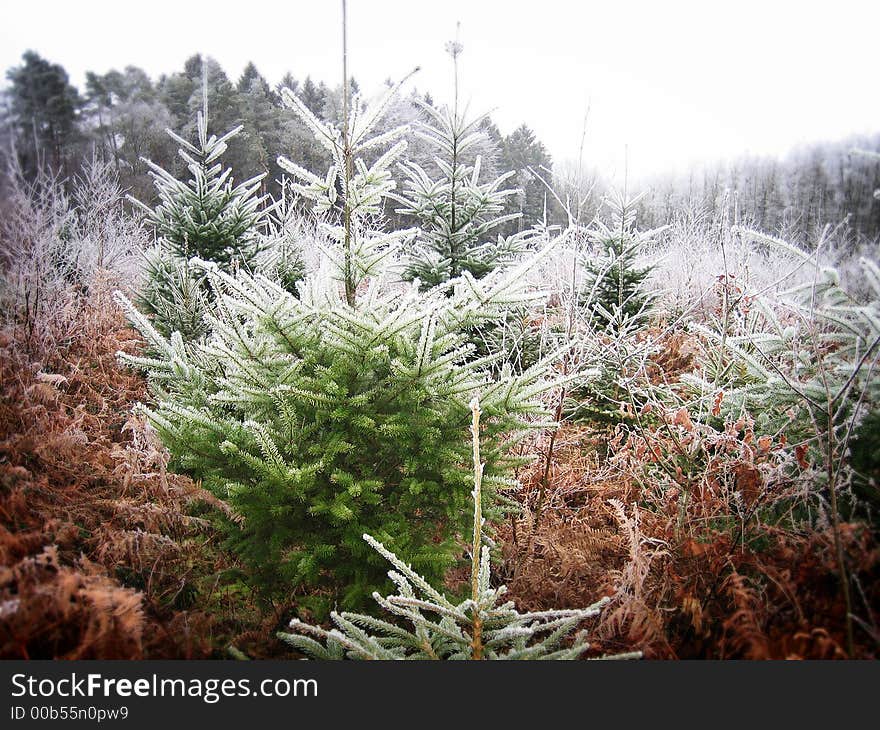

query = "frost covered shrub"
[117, 78, 563, 612]
[687, 228, 880, 457]
[117, 251, 559, 611]
[280, 398, 639, 660]
[0, 154, 146, 352]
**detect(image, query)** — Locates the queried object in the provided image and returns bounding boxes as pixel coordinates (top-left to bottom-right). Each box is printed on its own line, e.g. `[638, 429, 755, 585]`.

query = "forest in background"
[0, 34, 879, 661]
[2, 50, 880, 248]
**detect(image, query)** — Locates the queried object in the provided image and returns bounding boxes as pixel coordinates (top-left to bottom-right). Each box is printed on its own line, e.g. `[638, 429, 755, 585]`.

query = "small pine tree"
[564, 193, 663, 425]
[251, 180, 306, 295]
[136, 244, 211, 341]
[279, 397, 641, 660]
[117, 75, 566, 613]
[129, 78, 270, 339]
[581, 192, 658, 331]
[276, 70, 414, 306]
[129, 108, 269, 269]
[393, 33, 533, 289]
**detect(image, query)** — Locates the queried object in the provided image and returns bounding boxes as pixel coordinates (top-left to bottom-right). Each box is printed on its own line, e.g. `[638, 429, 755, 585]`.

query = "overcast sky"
[2, 0, 878, 182]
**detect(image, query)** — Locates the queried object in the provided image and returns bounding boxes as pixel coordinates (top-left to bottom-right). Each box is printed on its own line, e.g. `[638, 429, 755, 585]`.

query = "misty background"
[1, 0, 879, 244]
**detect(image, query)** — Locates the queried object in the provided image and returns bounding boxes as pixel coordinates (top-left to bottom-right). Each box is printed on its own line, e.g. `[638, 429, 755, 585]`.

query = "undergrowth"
[0, 275, 293, 658]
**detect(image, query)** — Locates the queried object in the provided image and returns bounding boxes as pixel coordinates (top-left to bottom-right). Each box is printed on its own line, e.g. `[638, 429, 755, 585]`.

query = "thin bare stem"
[469, 396, 484, 660]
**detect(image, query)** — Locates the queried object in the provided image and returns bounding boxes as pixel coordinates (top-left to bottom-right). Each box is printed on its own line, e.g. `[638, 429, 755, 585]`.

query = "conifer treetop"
[392, 32, 533, 288]
[128, 91, 270, 267]
[276, 71, 417, 221]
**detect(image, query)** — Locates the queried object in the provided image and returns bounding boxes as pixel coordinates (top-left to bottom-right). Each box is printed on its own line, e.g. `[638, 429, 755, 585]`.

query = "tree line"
[1, 49, 878, 244]
[0, 50, 553, 236]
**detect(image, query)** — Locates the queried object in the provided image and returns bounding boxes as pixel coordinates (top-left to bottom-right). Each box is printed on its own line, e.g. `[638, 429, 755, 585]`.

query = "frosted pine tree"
[130, 75, 270, 338]
[279, 397, 641, 660]
[276, 68, 416, 305]
[581, 191, 660, 332]
[117, 68, 569, 612]
[251, 179, 306, 295]
[565, 192, 664, 424]
[393, 31, 534, 289]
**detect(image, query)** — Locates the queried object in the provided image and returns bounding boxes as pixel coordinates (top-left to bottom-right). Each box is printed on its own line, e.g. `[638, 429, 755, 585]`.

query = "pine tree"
[6, 51, 82, 176]
[581, 192, 659, 332]
[279, 397, 641, 660]
[129, 75, 270, 339]
[562, 193, 665, 425]
[499, 124, 554, 235]
[251, 180, 306, 295]
[116, 237, 562, 611]
[393, 32, 533, 289]
[129, 102, 268, 269]
[117, 70, 566, 613]
[276, 69, 414, 306]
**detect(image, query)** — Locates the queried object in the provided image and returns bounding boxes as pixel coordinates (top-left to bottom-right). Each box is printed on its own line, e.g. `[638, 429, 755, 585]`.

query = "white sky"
[2, 0, 878, 182]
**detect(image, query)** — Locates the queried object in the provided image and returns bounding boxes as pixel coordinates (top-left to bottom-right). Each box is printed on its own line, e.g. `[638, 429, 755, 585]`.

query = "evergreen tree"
[393, 35, 532, 289]
[581, 192, 658, 331]
[117, 73, 565, 613]
[158, 56, 200, 131]
[299, 77, 327, 117]
[280, 397, 640, 660]
[6, 51, 82, 176]
[499, 124, 553, 234]
[83, 66, 175, 201]
[276, 71, 413, 304]
[236, 61, 287, 196]
[130, 99, 268, 267]
[563, 193, 663, 426]
[129, 82, 270, 339]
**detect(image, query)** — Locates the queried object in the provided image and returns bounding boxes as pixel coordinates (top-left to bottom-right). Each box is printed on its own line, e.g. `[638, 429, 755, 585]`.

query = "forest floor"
[1, 277, 877, 659]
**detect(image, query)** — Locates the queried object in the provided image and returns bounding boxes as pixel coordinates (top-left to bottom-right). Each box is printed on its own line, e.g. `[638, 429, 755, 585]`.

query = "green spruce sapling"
[279, 396, 641, 659]
[581, 191, 658, 332]
[117, 68, 566, 612]
[130, 74, 270, 339]
[393, 31, 534, 289]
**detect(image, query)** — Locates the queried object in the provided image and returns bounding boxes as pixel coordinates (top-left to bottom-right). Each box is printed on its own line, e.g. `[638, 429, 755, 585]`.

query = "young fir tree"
[275, 68, 415, 306]
[130, 76, 270, 339]
[581, 191, 658, 332]
[562, 193, 666, 426]
[279, 397, 641, 660]
[117, 69, 565, 613]
[393, 32, 533, 289]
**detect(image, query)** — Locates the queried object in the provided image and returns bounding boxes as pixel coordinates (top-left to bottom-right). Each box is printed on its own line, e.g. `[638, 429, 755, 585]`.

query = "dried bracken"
[0, 275, 288, 658]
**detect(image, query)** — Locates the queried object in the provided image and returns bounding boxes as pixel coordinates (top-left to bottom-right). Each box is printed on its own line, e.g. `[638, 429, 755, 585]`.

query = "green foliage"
[118, 75, 564, 611]
[279, 398, 640, 660]
[251, 184, 307, 296]
[394, 99, 535, 288]
[498, 124, 554, 235]
[850, 410, 880, 511]
[563, 193, 663, 425]
[127, 86, 272, 340]
[135, 244, 211, 342]
[116, 243, 560, 611]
